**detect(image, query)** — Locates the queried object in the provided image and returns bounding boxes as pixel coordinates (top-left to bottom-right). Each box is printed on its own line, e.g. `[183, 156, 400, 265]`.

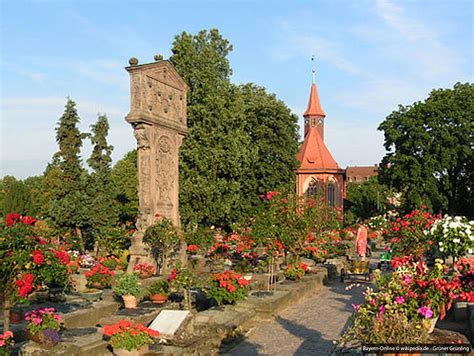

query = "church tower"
[303, 83, 326, 139]
[296, 77, 345, 210]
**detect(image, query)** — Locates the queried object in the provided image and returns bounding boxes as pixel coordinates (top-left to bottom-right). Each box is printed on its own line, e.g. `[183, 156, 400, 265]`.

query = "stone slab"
[149, 310, 191, 338]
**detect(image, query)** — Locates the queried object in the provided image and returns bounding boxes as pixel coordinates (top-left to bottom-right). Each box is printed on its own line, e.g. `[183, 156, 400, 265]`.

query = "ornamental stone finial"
[129, 57, 139, 66]
[154, 54, 164, 61]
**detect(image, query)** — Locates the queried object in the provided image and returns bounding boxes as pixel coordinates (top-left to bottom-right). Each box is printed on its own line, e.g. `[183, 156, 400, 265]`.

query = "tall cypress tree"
[49, 98, 89, 246]
[87, 114, 117, 238]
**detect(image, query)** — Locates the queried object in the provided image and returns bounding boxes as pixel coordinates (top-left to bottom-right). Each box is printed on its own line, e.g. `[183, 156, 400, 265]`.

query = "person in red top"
[356, 224, 368, 261]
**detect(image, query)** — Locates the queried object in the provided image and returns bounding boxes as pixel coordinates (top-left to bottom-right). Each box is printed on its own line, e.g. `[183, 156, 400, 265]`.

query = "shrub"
[113, 273, 141, 297]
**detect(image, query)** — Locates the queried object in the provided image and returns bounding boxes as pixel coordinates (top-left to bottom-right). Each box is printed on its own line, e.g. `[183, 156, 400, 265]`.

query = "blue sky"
[1, 0, 472, 179]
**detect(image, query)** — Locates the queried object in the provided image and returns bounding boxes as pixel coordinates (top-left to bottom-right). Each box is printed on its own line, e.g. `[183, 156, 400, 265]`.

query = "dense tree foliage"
[171, 29, 299, 228]
[48, 99, 90, 245]
[111, 150, 138, 224]
[378, 82, 473, 217]
[344, 177, 393, 225]
[0, 176, 31, 216]
[87, 114, 118, 234]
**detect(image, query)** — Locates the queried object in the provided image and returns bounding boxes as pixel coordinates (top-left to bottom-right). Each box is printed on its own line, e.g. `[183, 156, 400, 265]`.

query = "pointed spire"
[304, 83, 326, 117]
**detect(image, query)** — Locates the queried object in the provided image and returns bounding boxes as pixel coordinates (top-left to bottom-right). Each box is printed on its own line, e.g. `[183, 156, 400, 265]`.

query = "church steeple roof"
[296, 126, 340, 171]
[303, 83, 325, 117]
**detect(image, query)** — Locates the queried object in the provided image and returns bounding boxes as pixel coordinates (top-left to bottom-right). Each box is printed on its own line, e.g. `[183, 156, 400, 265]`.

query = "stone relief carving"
[125, 59, 187, 269]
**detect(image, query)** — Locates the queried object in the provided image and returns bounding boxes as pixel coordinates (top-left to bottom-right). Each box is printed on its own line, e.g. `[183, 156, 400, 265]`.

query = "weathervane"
[311, 55, 316, 83]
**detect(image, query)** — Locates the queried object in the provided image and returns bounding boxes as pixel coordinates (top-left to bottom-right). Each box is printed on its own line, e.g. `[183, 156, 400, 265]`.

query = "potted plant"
[147, 280, 170, 304]
[103, 320, 160, 356]
[85, 264, 115, 289]
[99, 256, 122, 271]
[114, 273, 142, 309]
[24, 307, 61, 348]
[133, 262, 156, 279]
[206, 270, 250, 305]
[0, 331, 14, 354]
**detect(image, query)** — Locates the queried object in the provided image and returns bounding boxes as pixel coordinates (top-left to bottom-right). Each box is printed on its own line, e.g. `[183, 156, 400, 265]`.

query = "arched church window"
[326, 180, 339, 207]
[305, 179, 321, 197]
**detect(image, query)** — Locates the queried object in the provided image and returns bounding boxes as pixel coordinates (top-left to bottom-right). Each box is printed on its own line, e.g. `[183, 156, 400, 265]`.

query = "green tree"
[111, 150, 138, 224]
[345, 176, 392, 224]
[87, 114, 118, 250]
[1, 176, 31, 216]
[171, 29, 256, 228]
[378, 82, 474, 217]
[236, 83, 299, 205]
[48, 98, 90, 246]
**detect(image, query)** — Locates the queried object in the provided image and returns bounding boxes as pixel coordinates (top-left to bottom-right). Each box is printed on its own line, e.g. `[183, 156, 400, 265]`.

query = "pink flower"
[418, 306, 434, 319]
[352, 304, 361, 311]
[402, 274, 411, 285]
[54, 315, 62, 321]
[33, 317, 42, 325]
[395, 296, 405, 304]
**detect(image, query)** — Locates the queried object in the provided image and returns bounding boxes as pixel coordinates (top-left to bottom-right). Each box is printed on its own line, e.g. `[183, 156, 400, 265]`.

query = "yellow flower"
[25, 263, 31, 270]
[435, 258, 443, 264]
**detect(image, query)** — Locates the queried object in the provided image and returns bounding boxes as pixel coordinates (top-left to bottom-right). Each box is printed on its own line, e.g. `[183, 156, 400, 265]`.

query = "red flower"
[6, 213, 21, 227]
[16, 273, 34, 297]
[227, 284, 237, 293]
[21, 216, 37, 225]
[186, 245, 199, 253]
[54, 250, 71, 265]
[33, 250, 44, 265]
[169, 269, 177, 281]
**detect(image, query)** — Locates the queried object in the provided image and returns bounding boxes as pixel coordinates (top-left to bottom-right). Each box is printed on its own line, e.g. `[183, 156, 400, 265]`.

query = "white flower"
[439, 241, 443, 246]
[440, 247, 444, 252]
[453, 238, 460, 243]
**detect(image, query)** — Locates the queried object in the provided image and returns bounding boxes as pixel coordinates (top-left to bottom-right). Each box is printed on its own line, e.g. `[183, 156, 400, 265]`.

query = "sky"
[1, 0, 472, 179]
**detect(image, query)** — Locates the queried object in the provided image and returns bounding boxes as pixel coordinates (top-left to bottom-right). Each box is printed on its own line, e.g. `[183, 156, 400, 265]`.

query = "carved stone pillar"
[124, 57, 188, 270]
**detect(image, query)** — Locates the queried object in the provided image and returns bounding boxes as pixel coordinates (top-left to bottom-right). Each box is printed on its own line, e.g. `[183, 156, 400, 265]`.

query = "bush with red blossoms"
[103, 320, 159, 351]
[206, 270, 250, 305]
[383, 207, 439, 258]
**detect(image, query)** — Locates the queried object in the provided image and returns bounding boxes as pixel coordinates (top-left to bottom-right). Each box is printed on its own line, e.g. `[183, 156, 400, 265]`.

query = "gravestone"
[148, 310, 191, 338]
[125, 57, 188, 269]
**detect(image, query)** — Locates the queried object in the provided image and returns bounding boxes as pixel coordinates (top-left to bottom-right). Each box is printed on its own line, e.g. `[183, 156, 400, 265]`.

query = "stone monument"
[125, 57, 188, 269]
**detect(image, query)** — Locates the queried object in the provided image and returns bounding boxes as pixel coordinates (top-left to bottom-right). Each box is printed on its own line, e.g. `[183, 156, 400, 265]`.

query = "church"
[295, 79, 346, 210]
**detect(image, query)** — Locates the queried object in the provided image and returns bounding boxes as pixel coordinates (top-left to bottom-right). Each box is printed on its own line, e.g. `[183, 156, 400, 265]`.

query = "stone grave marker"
[148, 310, 191, 338]
[124, 56, 188, 270]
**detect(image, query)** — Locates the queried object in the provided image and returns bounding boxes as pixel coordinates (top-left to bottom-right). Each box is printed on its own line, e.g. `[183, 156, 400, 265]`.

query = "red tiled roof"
[346, 166, 378, 178]
[303, 83, 326, 117]
[296, 127, 339, 170]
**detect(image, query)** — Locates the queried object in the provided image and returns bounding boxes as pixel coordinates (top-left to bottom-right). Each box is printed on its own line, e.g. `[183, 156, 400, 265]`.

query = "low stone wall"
[16, 268, 329, 355]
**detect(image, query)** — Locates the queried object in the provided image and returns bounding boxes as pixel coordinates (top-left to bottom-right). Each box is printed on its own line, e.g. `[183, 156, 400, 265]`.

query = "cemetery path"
[227, 279, 367, 356]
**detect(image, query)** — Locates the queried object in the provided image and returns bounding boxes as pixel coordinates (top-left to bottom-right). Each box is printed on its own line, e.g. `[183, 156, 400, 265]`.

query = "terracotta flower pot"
[122, 295, 138, 309]
[149, 294, 168, 305]
[139, 271, 153, 279]
[114, 344, 149, 356]
[90, 282, 105, 289]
